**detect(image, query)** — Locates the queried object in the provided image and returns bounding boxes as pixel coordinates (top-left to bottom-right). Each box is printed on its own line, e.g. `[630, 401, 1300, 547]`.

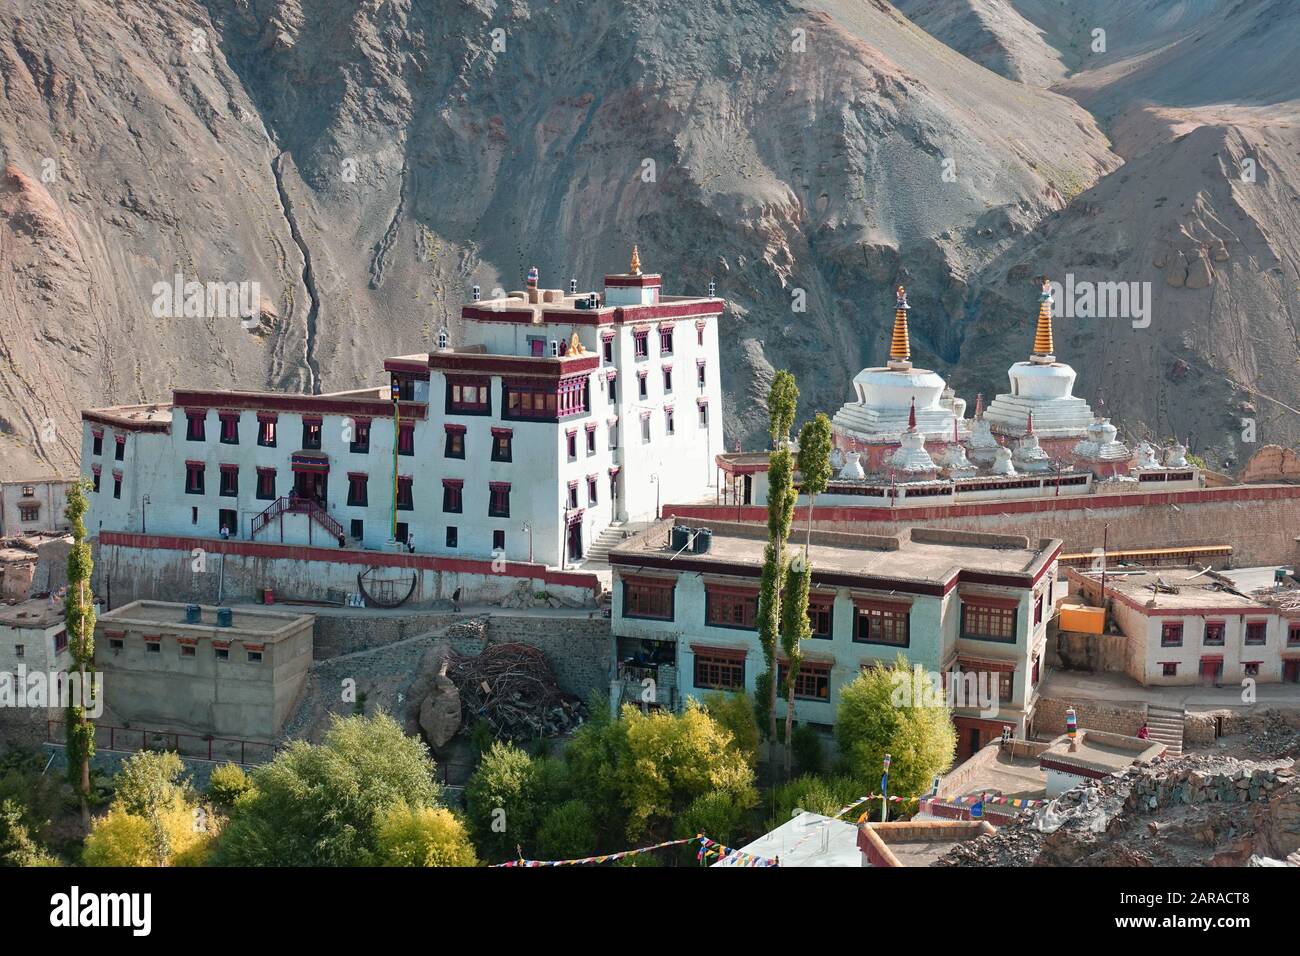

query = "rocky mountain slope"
[0, 0, 1295, 478]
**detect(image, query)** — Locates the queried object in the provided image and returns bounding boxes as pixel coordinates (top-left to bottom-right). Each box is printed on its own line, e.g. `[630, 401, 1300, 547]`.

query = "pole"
[880, 753, 891, 824]
[391, 383, 400, 542]
[1100, 523, 1109, 608]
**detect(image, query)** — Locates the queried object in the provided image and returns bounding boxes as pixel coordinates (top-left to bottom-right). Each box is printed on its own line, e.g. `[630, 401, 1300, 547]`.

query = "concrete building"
[1067, 566, 1300, 687]
[95, 601, 314, 741]
[79, 250, 723, 571]
[609, 518, 1061, 757]
[0, 477, 75, 536]
[0, 598, 70, 745]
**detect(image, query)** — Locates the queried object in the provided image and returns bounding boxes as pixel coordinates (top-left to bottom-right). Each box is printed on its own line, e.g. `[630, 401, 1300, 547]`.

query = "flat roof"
[1083, 567, 1268, 610]
[611, 519, 1059, 592]
[0, 598, 65, 629]
[97, 600, 313, 638]
[939, 744, 1047, 801]
[716, 812, 861, 867]
[1040, 730, 1165, 776]
[859, 821, 996, 867]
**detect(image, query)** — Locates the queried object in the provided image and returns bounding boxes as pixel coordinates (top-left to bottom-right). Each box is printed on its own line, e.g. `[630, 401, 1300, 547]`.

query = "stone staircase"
[582, 521, 653, 567]
[1146, 704, 1186, 757]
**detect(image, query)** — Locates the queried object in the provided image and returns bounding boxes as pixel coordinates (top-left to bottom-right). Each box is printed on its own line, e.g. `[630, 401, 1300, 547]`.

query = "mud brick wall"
[1035, 696, 1146, 736]
[483, 614, 613, 699]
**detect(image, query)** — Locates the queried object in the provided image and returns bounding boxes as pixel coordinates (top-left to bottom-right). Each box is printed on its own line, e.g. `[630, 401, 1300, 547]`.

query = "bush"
[791, 723, 826, 777]
[464, 741, 540, 862]
[701, 691, 760, 766]
[533, 757, 572, 807]
[0, 799, 58, 867]
[765, 775, 868, 832]
[109, 750, 191, 818]
[206, 763, 254, 811]
[674, 790, 756, 848]
[374, 803, 478, 867]
[83, 803, 218, 867]
[536, 799, 598, 860]
[835, 656, 956, 801]
[214, 713, 441, 866]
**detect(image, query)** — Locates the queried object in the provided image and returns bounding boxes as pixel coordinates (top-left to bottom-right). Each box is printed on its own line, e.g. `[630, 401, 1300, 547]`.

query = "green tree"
[765, 774, 868, 832]
[835, 657, 956, 807]
[62, 480, 96, 824]
[83, 802, 218, 867]
[796, 413, 834, 551]
[565, 696, 629, 840]
[111, 751, 192, 866]
[373, 803, 478, 867]
[701, 690, 760, 766]
[464, 741, 540, 863]
[758, 371, 799, 748]
[213, 713, 440, 866]
[536, 799, 598, 860]
[674, 790, 754, 850]
[206, 763, 255, 812]
[0, 799, 58, 867]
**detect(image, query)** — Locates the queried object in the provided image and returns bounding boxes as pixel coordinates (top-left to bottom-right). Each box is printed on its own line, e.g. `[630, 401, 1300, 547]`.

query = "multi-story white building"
[0, 477, 75, 536]
[80, 251, 724, 568]
[609, 518, 1062, 760]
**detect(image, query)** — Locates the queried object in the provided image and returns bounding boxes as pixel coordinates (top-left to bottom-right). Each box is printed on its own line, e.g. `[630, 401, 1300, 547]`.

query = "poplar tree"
[63, 480, 97, 824]
[757, 372, 798, 756]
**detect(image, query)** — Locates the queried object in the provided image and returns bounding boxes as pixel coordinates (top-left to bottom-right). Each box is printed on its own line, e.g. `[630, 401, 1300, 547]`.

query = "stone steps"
[1146, 704, 1186, 757]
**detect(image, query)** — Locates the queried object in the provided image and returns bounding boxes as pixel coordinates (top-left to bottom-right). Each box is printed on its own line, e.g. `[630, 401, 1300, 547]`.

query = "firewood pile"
[446, 642, 587, 741]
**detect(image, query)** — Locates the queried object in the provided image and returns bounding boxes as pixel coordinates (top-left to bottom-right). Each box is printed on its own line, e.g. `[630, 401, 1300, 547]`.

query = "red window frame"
[1162, 662, 1178, 677]
[694, 649, 744, 691]
[302, 417, 322, 450]
[808, 596, 834, 639]
[587, 475, 598, 506]
[1245, 620, 1267, 646]
[347, 473, 368, 507]
[662, 365, 673, 393]
[255, 467, 276, 500]
[184, 461, 205, 495]
[960, 598, 1017, 643]
[447, 378, 490, 414]
[218, 464, 238, 497]
[633, 329, 649, 359]
[705, 585, 759, 631]
[1161, 621, 1184, 647]
[659, 326, 674, 355]
[855, 600, 910, 646]
[622, 576, 674, 620]
[396, 476, 413, 511]
[488, 481, 511, 518]
[777, 659, 831, 700]
[443, 424, 463, 459]
[351, 418, 371, 453]
[442, 479, 463, 514]
[1288, 623, 1300, 647]
[1203, 620, 1226, 646]
[257, 414, 277, 447]
[185, 410, 206, 441]
[491, 427, 513, 462]
[219, 413, 239, 444]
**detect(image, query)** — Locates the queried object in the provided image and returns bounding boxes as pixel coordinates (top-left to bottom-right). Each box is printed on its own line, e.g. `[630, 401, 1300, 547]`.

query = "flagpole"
[880, 753, 891, 823]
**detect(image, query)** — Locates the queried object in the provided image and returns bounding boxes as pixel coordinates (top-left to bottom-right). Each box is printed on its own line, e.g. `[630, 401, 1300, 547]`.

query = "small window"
[302, 419, 322, 449]
[219, 467, 238, 497]
[185, 463, 205, 496]
[256, 469, 276, 500]
[219, 414, 239, 444]
[567, 483, 579, 509]
[659, 327, 673, 355]
[566, 432, 577, 461]
[587, 476, 598, 506]
[663, 367, 673, 393]
[442, 482, 463, 514]
[1289, 624, 1300, 647]
[641, 416, 651, 443]
[492, 431, 513, 462]
[698, 403, 708, 428]
[186, 411, 206, 441]
[633, 330, 649, 359]
[1161, 621, 1184, 647]
[18, 504, 40, 522]
[92, 470, 101, 494]
[396, 477, 413, 511]
[347, 474, 368, 507]
[637, 373, 647, 400]
[665, 408, 675, 435]
[1245, 621, 1267, 645]
[1203, 621, 1225, 646]
[444, 428, 464, 459]
[92, 433, 103, 456]
[492, 529, 506, 552]
[489, 484, 511, 518]
[351, 420, 371, 454]
[13, 645, 24, 659]
[609, 424, 619, 449]
[109, 638, 124, 651]
[694, 652, 744, 691]
[112, 476, 122, 500]
[1243, 661, 1260, 677]
[395, 522, 409, 544]
[602, 337, 614, 363]
[350, 519, 364, 540]
[607, 377, 617, 403]
[247, 650, 263, 664]
[114, 438, 125, 461]
[215, 647, 229, 661]
[446, 526, 458, 548]
[258, 418, 278, 447]
[399, 422, 416, 456]
[586, 428, 596, 455]
[145, 641, 161, 654]
[697, 363, 706, 388]
[180, 645, 196, 658]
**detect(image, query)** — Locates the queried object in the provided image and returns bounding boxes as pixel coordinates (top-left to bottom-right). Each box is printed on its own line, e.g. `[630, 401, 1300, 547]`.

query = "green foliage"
[467, 719, 496, 757]
[674, 790, 755, 849]
[565, 699, 628, 839]
[112, 750, 191, 817]
[213, 713, 441, 866]
[701, 691, 760, 766]
[83, 803, 218, 867]
[0, 798, 58, 867]
[373, 803, 478, 867]
[62, 480, 96, 801]
[616, 701, 757, 840]
[0, 748, 63, 837]
[767, 369, 799, 445]
[464, 741, 540, 863]
[835, 657, 956, 802]
[765, 774, 869, 831]
[796, 413, 835, 499]
[752, 670, 773, 743]
[536, 799, 598, 860]
[206, 763, 255, 811]
[765, 449, 796, 544]
[791, 724, 826, 777]
[533, 756, 572, 806]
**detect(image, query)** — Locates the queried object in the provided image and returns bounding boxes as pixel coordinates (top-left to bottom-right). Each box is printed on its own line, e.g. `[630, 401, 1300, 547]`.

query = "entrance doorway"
[1199, 657, 1224, 686]
[1284, 660, 1300, 684]
[567, 520, 584, 562]
[294, 470, 327, 505]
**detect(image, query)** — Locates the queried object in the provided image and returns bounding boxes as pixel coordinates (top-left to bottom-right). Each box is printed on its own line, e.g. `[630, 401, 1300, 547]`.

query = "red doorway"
[1199, 657, 1223, 685]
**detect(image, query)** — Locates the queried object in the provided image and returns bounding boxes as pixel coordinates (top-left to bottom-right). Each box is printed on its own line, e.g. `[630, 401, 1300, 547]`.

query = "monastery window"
[109, 637, 123, 651]
[493, 529, 506, 552]
[693, 649, 744, 691]
[302, 417, 322, 450]
[778, 659, 831, 701]
[112, 474, 122, 500]
[696, 322, 705, 347]
[640, 412, 651, 444]
[1034, 591, 1044, 625]
[18, 504, 39, 522]
[960, 598, 1017, 644]
[607, 376, 617, 403]
[488, 482, 511, 518]
[12, 644, 23, 659]
[491, 428, 513, 462]
[115, 435, 126, 461]
[808, 597, 834, 639]
[91, 467, 101, 494]
[557, 377, 588, 417]
[92, 431, 103, 456]
[705, 585, 759, 631]
[633, 330, 649, 359]
[1162, 662, 1177, 677]
[445, 526, 458, 548]
[1245, 621, 1267, 646]
[392, 376, 416, 402]
[257, 415, 277, 447]
[1243, 661, 1261, 677]
[247, 650, 263, 664]
[1203, 621, 1225, 646]
[219, 413, 240, 444]
[663, 366, 673, 393]
[609, 423, 619, 449]
[447, 379, 491, 415]
[256, 468, 276, 501]
[622, 577, 675, 621]
[697, 360, 706, 389]
[395, 522, 409, 544]
[54, 631, 68, 654]
[443, 425, 464, 459]
[637, 371, 648, 400]
[664, 406, 675, 435]
[398, 421, 416, 456]
[350, 520, 363, 540]
[566, 430, 578, 461]
[567, 481, 579, 510]
[215, 647, 229, 662]
[180, 645, 196, 658]
[145, 639, 161, 654]
[587, 475, 598, 506]
[586, 423, 597, 455]
[659, 326, 674, 356]
[396, 476, 413, 511]
[505, 384, 559, 421]
[442, 479, 463, 514]
[1288, 624, 1300, 647]
[698, 400, 708, 428]
[219, 465, 238, 498]
[1160, 621, 1184, 647]
[855, 601, 910, 647]
[602, 334, 614, 364]
[350, 419, 371, 454]
[184, 462, 205, 496]
[186, 410, 206, 442]
[1032, 655, 1041, 687]
[347, 473, 368, 507]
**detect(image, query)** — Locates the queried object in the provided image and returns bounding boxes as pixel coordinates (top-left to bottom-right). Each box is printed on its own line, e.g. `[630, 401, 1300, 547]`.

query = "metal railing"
[47, 720, 275, 766]
[249, 494, 345, 542]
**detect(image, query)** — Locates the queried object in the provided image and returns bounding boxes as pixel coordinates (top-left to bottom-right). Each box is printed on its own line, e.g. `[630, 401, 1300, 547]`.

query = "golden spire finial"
[568, 329, 585, 354]
[1033, 278, 1055, 357]
[629, 245, 642, 276]
[889, 285, 911, 363]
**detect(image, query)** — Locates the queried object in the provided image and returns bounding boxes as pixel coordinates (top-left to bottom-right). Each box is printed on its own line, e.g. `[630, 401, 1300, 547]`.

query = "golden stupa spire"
[889, 285, 911, 364]
[1033, 277, 1055, 357]
[629, 245, 642, 276]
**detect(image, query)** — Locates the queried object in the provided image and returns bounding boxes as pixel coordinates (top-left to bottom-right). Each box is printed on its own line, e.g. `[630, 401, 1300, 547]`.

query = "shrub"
[536, 799, 598, 860]
[206, 763, 255, 811]
[701, 691, 760, 765]
[791, 723, 826, 777]
[463, 741, 540, 862]
[674, 789, 756, 848]
[374, 803, 478, 867]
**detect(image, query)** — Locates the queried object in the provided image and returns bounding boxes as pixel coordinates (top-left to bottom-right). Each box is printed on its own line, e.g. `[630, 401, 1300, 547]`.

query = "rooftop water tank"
[216, 607, 233, 628]
[670, 525, 692, 552]
[692, 528, 712, 554]
[185, 604, 201, 625]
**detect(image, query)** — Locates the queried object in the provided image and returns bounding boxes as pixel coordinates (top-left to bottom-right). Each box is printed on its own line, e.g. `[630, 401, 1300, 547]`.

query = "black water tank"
[670, 526, 692, 551]
[692, 528, 712, 554]
[216, 607, 233, 628]
[185, 604, 201, 625]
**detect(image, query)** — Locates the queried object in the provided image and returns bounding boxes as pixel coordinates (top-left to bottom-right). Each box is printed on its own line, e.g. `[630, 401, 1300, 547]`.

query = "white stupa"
[1072, 418, 1130, 467]
[990, 446, 1017, 476]
[966, 393, 1003, 467]
[887, 399, 938, 477]
[838, 451, 866, 479]
[833, 287, 967, 442]
[938, 417, 979, 478]
[983, 279, 1096, 439]
[1012, 413, 1053, 473]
